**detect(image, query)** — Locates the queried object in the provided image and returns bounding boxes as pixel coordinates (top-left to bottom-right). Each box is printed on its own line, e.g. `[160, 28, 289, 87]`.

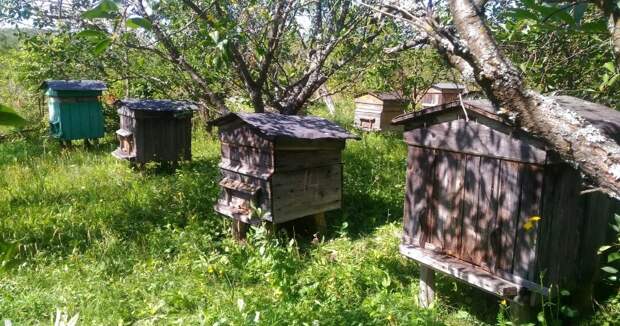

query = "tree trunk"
[319, 84, 336, 115]
[448, 0, 620, 198]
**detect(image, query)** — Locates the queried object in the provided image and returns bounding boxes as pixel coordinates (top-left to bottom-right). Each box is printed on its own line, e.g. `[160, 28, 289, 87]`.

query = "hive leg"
[510, 292, 536, 324]
[418, 266, 435, 308]
[312, 212, 327, 235]
[232, 220, 250, 241]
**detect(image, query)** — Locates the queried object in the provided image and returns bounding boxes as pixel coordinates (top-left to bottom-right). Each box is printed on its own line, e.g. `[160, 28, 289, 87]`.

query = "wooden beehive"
[211, 112, 358, 226]
[112, 99, 195, 164]
[41, 80, 106, 142]
[392, 97, 620, 304]
[420, 83, 465, 107]
[354, 92, 409, 131]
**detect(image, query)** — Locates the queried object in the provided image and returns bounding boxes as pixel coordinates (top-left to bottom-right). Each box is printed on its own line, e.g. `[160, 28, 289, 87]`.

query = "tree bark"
[448, 0, 620, 198]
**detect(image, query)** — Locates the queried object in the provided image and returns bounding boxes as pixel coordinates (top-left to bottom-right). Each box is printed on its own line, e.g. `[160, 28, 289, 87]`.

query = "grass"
[0, 102, 617, 325]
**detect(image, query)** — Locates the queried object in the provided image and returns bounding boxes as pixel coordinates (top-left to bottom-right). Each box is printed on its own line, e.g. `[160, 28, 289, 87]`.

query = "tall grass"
[1, 102, 614, 324]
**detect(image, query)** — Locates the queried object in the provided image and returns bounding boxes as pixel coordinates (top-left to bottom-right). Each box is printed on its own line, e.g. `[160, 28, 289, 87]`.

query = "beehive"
[41, 80, 106, 142]
[211, 112, 358, 226]
[392, 97, 620, 305]
[420, 83, 465, 107]
[112, 99, 194, 164]
[353, 92, 409, 131]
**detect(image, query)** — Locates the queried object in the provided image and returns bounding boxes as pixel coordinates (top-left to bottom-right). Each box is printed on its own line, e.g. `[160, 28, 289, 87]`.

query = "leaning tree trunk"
[448, 0, 620, 198]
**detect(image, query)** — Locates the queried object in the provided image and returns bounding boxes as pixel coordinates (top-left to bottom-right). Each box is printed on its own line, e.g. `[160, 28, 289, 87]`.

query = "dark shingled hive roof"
[116, 99, 197, 112]
[41, 80, 107, 91]
[212, 112, 359, 140]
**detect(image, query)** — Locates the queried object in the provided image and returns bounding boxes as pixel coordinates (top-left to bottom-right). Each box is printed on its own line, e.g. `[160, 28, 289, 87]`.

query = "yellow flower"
[523, 216, 542, 231]
[208, 266, 214, 274]
[500, 299, 507, 306]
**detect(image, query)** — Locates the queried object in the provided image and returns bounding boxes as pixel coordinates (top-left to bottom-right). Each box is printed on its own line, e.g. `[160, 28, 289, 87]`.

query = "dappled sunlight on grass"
[0, 104, 508, 324]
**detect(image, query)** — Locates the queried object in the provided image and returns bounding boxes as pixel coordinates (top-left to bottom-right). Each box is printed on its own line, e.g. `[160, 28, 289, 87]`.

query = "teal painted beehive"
[41, 80, 107, 141]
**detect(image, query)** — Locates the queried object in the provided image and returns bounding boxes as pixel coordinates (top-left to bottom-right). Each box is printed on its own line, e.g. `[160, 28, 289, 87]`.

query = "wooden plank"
[419, 266, 435, 308]
[220, 122, 273, 150]
[400, 244, 520, 298]
[430, 151, 466, 257]
[221, 143, 273, 170]
[512, 164, 543, 279]
[274, 150, 341, 171]
[459, 155, 481, 264]
[496, 160, 523, 274]
[275, 138, 345, 151]
[402, 147, 436, 245]
[403, 120, 547, 164]
[271, 164, 342, 223]
[577, 192, 612, 284]
[474, 157, 501, 271]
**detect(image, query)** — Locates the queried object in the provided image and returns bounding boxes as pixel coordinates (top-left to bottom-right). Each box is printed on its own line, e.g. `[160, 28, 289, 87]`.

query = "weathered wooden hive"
[420, 83, 465, 107]
[112, 99, 195, 164]
[392, 97, 620, 304]
[41, 80, 106, 142]
[354, 92, 409, 131]
[211, 112, 358, 226]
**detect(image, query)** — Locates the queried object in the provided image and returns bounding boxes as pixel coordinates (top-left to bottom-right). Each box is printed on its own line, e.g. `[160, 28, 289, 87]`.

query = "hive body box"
[420, 83, 465, 107]
[212, 113, 358, 225]
[354, 92, 409, 131]
[112, 99, 194, 164]
[392, 97, 620, 300]
[41, 80, 106, 141]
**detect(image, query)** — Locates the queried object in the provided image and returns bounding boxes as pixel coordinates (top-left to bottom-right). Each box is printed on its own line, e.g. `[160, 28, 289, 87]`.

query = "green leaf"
[581, 21, 607, 33]
[0, 103, 26, 127]
[602, 266, 618, 274]
[599, 245, 612, 254]
[608, 252, 620, 263]
[76, 30, 107, 41]
[93, 38, 112, 55]
[509, 9, 538, 21]
[604, 62, 616, 73]
[126, 17, 153, 30]
[82, 0, 119, 19]
[560, 289, 570, 296]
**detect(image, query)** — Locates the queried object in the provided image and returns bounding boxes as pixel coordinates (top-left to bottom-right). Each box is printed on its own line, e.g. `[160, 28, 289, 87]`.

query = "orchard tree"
[363, 0, 620, 198]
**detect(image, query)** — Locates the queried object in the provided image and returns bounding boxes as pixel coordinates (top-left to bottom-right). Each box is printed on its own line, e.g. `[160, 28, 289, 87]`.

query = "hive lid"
[392, 96, 620, 144]
[116, 99, 198, 112]
[41, 80, 107, 91]
[356, 91, 409, 103]
[211, 112, 359, 140]
[432, 82, 466, 90]
[392, 99, 499, 125]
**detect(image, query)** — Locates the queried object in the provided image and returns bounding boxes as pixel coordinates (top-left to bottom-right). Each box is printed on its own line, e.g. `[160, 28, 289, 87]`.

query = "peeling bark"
[447, 0, 620, 198]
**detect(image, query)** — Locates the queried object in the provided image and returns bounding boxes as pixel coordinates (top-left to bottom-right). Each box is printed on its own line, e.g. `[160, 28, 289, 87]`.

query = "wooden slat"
[497, 160, 523, 274]
[474, 157, 501, 271]
[221, 143, 273, 170]
[400, 244, 519, 298]
[271, 164, 342, 223]
[513, 164, 543, 279]
[403, 120, 547, 164]
[403, 147, 436, 245]
[459, 155, 481, 264]
[220, 122, 273, 150]
[275, 138, 345, 151]
[274, 150, 341, 171]
[219, 178, 260, 195]
[430, 151, 466, 256]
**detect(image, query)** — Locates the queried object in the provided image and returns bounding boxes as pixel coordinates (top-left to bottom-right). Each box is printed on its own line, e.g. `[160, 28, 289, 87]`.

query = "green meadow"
[0, 104, 618, 325]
